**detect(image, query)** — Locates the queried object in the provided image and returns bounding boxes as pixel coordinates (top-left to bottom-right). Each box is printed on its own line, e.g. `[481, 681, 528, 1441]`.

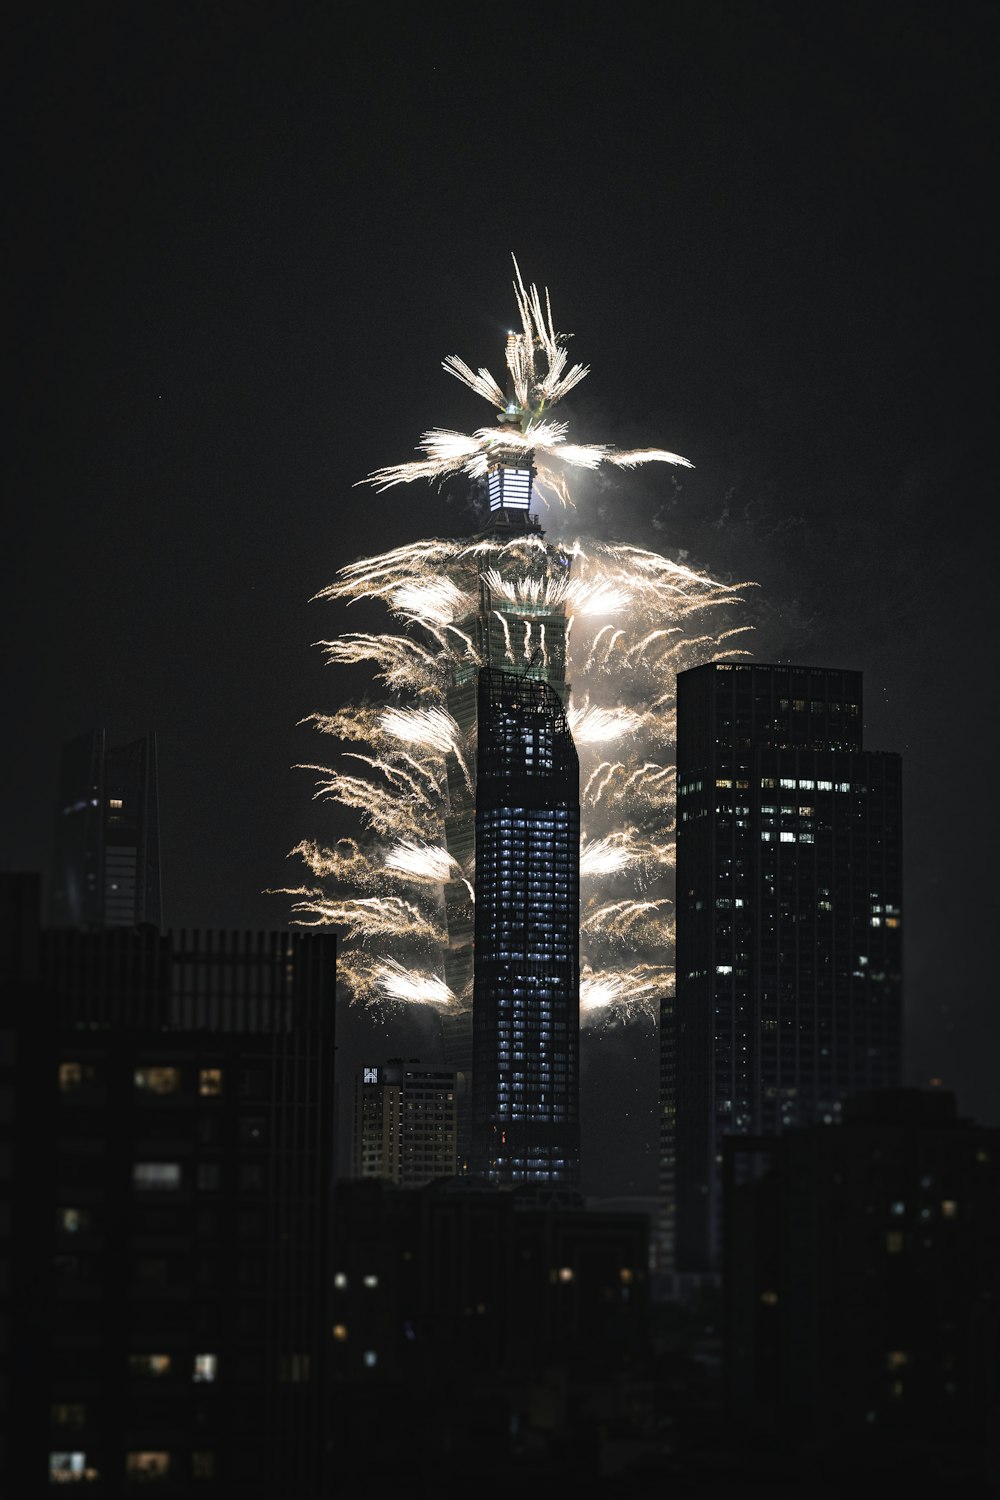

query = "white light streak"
[289, 261, 757, 1028]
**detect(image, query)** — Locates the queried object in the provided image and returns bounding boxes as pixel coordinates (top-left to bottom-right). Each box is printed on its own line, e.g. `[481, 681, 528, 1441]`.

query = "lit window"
[192, 1353, 216, 1383]
[129, 1354, 171, 1378]
[941, 1200, 958, 1219]
[885, 1232, 904, 1254]
[759, 1290, 778, 1306]
[109, 798, 124, 809]
[890, 1201, 905, 1216]
[619, 1268, 633, 1285]
[362, 1274, 378, 1288]
[125, 1452, 170, 1481]
[332, 1324, 348, 1342]
[192, 1453, 215, 1480]
[556, 1267, 574, 1283]
[886, 1350, 908, 1370]
[133, 1067, 181, 1095]
[198, 1068, 223, 1097]
[132, 1162, 181, 1191]
[363, 1350, 378, 1368]
[49, 1452, 97, 1484]
[57, 1207, 91, 1234]
[58, 1062, 97, 1092]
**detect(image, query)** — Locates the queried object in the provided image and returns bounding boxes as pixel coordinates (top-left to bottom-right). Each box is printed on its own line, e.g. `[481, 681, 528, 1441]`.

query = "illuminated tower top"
[361, 254, 693, 505]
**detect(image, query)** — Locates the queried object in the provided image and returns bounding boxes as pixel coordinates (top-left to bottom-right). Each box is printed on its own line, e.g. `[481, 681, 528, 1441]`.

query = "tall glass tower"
[438, 427, 577, 1173]
[471, 666, 580, 1185]
[662, 661, 903, 1273]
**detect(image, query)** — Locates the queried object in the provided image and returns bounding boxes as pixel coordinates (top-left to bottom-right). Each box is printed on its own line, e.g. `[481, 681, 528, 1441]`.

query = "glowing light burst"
[383, 839, 461, 884]
[361, 255, 693, 506]
[580, 964, 674, 1019]
[281, 261, 757, 1025]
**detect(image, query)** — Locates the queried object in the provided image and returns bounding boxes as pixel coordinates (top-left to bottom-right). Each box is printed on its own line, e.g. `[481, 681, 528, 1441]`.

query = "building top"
[840, 1087, 960, 1127]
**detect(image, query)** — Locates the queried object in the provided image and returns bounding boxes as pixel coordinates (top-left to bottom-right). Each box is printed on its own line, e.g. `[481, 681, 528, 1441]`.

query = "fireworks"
[281, 260, 755, 1024]
[361, 255, 693, 506]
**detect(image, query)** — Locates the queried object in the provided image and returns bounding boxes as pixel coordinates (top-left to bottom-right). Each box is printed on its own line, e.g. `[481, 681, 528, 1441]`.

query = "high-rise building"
[471, 666, 581, 1186]
[662, 661, 903, 1274]
[439, 439, 577, 1176]
[49, 729, 162, 929]
[352, 1057, 458, 1187]
[0, 876, 336, 1498]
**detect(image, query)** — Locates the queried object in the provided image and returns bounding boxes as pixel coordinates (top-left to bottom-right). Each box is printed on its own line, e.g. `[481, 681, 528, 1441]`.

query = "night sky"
[6, 1, 995, 1195]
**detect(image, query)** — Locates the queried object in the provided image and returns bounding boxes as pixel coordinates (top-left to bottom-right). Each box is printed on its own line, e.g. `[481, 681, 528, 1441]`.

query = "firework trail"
[280, 258, 755, 1025]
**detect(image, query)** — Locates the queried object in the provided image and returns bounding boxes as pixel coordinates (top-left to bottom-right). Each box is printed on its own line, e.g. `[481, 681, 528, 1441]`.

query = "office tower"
[352, 1057, 458, 1187]
[723, 1089, 1000, 1460]
[0, 879, 335, 1498]
[49, 729, 162, 929]
[471, 665, 581, 1186]
[300, 270, 708, 1194]
[439, 439, 575, 1171]
[663, 661, 902, 1274]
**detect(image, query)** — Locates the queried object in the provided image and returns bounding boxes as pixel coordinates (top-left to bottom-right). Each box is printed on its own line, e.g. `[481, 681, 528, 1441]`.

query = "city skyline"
[6, 3, 996, 1191]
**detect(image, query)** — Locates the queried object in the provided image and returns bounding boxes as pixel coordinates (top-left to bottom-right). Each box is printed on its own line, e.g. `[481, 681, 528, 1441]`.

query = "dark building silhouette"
[0, 875, 335, 1497]
[723, 1089, 1000, 1476]
[49, 729, 162, 930]
[662, 662, 902, 1275]
[329, 1176, 650, 1479]
[352, 1057, 458, 1187]
[471, 666, 581, 1187]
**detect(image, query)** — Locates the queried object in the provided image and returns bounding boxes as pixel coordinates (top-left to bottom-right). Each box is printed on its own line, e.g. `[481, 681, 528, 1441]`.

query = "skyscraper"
[437, 427, 576, 1174]
[49, 729, 162, 929]
[471, 665, 581, 1186]
[662, 661, 903, 1274]
[298, 265, 709, 1188]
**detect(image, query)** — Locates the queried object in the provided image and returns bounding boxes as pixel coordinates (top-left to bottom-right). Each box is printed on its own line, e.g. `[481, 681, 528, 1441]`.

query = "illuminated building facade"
[471, 665, 581, 1186]
[352, 1058, 458, 1187]
[439, 447, 574, 1170]
[662, 661, 903, 1273]
[49, 729, 162, 929]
